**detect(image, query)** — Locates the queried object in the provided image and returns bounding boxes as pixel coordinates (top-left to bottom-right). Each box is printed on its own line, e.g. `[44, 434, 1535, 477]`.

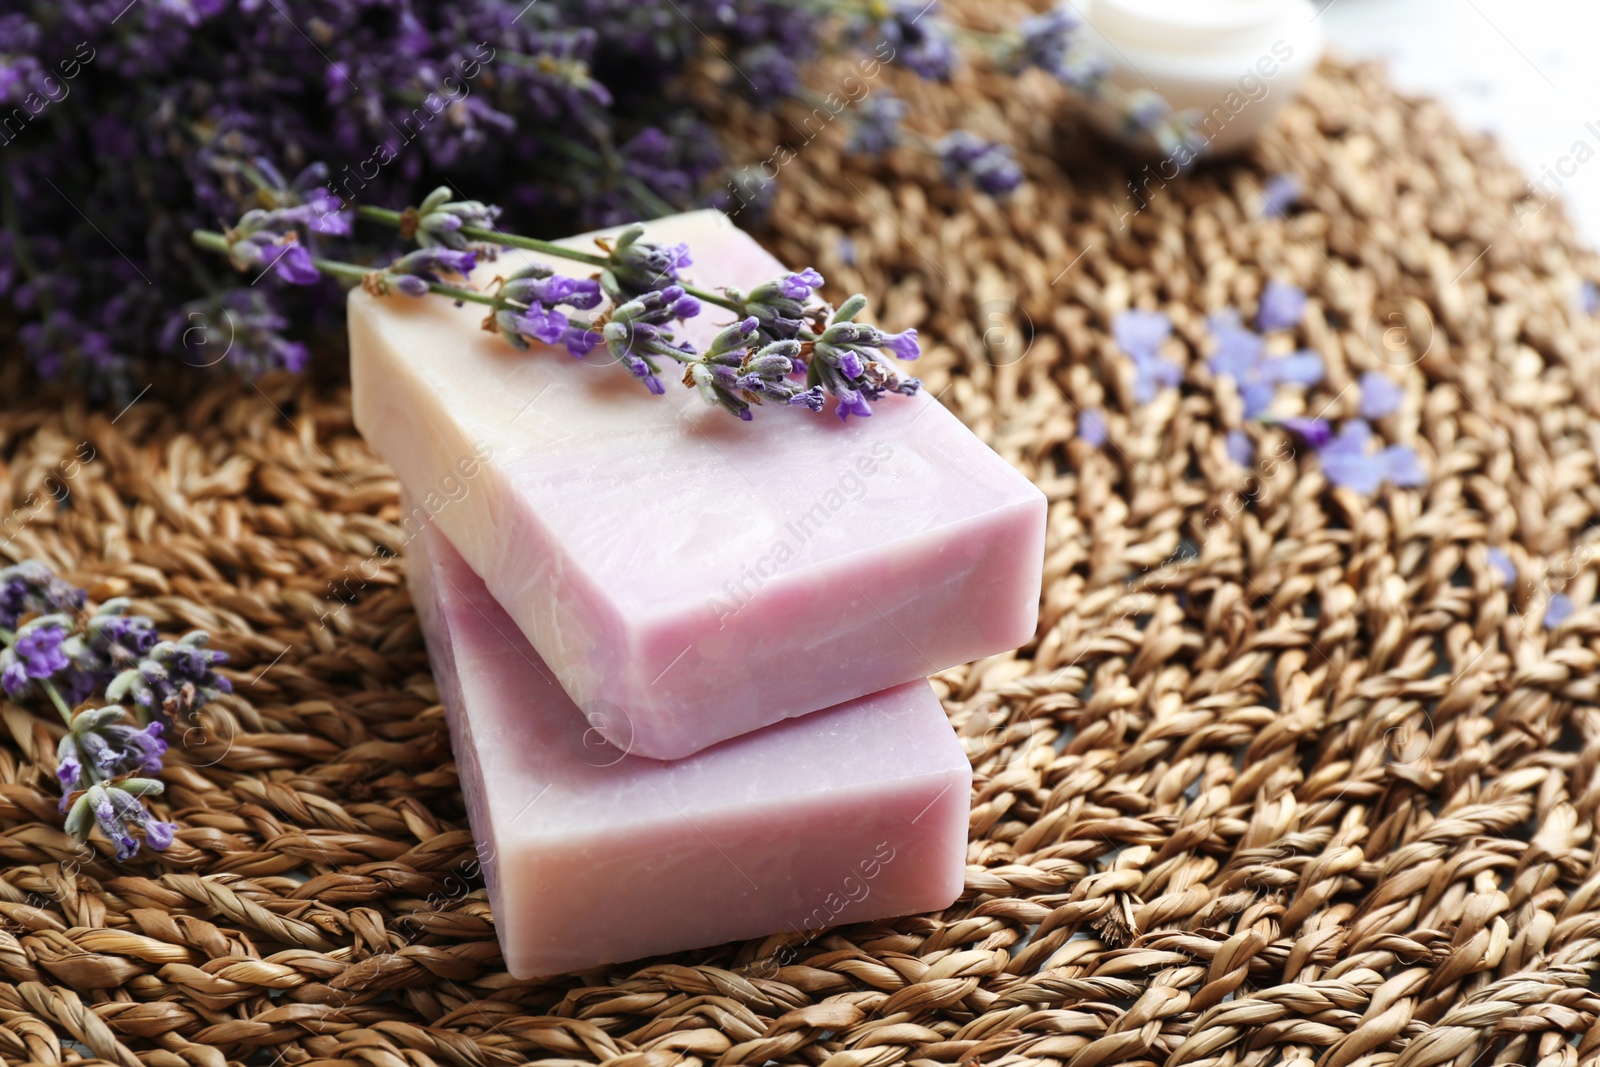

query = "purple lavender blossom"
[1225, 429, 1255, 466]
[1010, 5, 1083, 82]
[1580, 280, 1599, 316]
[938, 132, 1024, 197]
[781, 269, 825, 301]
[848, 94, 909, 156]
[1546, 593, 1575, 629]
[1112, 308, 1182, 403]
[1313, 420, 1426, 493]
[105, 632, 232, 719]
[740, 43, 801, 99]
[1359, 370, 1403, 419]
[1078, 408, 1107, 446]
[1257, 280, 1307, 332]
[0, 560, 85, 630]
[381, 247, 478, 297]
[874, 1, 959, 81]
[605, 225, 695, 300]
[1487, 547, 1516, 585]
[1207, 310, 1323, 418]
[63, 782, 172, 861]
[1, 621, 71, 697]
[1281, 416, 1333, 449]
[1260, 174, 1301, 217]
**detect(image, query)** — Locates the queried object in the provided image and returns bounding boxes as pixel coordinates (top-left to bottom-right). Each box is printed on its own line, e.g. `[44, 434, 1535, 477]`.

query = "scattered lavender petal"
[1077, 408, 1107, 446]
[1225, 429, 1254, 467]
[1546, 593, 1575, 629]
[1257, 280, 1307, 332]
[1260, 173, 1301, 217]
[1359, 370, 1404, 419]
[1486, 547, 1516, 585]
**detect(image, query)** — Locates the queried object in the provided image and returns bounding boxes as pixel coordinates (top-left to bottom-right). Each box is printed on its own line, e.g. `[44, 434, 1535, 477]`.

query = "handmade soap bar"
[409, 519, 971, 978]
[353, 209, 1044, 760]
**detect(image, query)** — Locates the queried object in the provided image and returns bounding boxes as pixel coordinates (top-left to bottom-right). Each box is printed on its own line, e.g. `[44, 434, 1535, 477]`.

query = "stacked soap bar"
[409, 519, 971, 978]
[351, 209, 1046, 760]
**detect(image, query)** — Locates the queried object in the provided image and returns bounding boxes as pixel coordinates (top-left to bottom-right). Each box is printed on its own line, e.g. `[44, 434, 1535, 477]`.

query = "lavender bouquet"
[1, 1, 1192, 397]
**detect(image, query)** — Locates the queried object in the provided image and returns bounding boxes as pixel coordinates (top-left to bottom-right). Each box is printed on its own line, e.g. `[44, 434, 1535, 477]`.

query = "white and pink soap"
[353, 210, 1045, 760]
[409, 518, 971, 978]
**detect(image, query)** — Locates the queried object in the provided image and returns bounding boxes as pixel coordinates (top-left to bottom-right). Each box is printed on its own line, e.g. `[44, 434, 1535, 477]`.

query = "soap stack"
[348, 211, 1047, 978]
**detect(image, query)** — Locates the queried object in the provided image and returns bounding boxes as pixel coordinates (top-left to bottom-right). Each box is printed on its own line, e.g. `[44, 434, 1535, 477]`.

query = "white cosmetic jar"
[1078, 0, 1326, 156]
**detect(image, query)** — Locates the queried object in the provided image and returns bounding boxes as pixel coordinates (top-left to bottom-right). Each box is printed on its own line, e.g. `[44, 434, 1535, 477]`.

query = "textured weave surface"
[2, 55, 1600, 1067]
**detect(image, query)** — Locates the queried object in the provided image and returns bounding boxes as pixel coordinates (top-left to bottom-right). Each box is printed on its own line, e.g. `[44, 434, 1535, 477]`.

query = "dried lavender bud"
[368, 248, 479, 298]
[602, 224, 695, 301]
[106, 631, 232, 720]
[938, 132, 1023, 197]
[63, 781, 174, 860]
[872, 0, 959, 82]
[0, 561, 83, 631]
[848, 94, 909, 157]
[410, 187, 503, 253]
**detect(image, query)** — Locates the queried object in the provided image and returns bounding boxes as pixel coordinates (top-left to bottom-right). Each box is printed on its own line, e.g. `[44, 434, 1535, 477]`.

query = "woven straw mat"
[2, 53, 1600, 1067]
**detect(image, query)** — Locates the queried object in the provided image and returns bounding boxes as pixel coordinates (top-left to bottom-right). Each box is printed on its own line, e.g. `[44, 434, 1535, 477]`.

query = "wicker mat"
[1, 53, 1599, 1067]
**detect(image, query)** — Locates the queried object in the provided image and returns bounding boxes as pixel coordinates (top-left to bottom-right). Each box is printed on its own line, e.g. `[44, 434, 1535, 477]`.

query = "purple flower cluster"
[870, 1, 959, 82]
[0, 562, 217, 858]
[1112, 309, 1183, 402]
[1098, 289, 1426, 493]
[1207, 308, 1323, 419]
[938, 133, 1025, 198]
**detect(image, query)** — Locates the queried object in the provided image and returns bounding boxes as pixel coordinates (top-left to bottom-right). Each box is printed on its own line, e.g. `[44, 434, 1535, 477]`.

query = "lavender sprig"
[0, 561, 227, 858]
[194, 190, 924, 420]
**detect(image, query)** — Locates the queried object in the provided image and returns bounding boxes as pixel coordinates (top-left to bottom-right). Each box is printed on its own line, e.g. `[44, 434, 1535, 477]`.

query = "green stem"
[357, 206, 747, 313]
[357, 205, 611, 268]
[41, 679, 75, 728]
[189, 229, 497, 308]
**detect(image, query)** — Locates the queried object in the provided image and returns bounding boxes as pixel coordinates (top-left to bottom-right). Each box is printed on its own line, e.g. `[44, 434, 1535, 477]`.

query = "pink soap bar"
[353, 209, 1045, 759]
[408, 518, 971, 978]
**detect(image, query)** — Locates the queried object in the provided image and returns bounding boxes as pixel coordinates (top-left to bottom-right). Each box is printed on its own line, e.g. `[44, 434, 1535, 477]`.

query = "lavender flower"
[56, 706, 167, 804]
[873, 1, 959, 82]
[487, 263, 607, 353]
[1225, 429, 1255, 467]
[106, 631, 232, 720]
[939, 133, 1024, 197]
[1077, 408, 1107, 446]
[162, 290, 310, 376]
[223, 211, 321, 286]
[408, 187, 503, 254]
[63, 781, 174, 861]
[370, 248, 479, 298]
[1311, 420, 1426, 493]
[602, 224, 695, 301]
[1546, 593, 1575, 629]
[849, 94, 909, 156]
[1207, 310, 1323, 418]
[0, 617, 72, 699]
[599, 285, 702, 395]
[1281, 416, 1333, 449]
[809, 295, 923, 420]
[1112, 308, 1182, 403]
[1008, 5, 1108, 91]
[1580, 280, 1599, 316]
[727, 271, 822, 345]
[1359, 370, 1403, 419]
[0, 560, 85, 629]
[1260, 173, 1302, 217]
[1257, 281, 1307, 332]
[1487, 547, 1516, 585]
